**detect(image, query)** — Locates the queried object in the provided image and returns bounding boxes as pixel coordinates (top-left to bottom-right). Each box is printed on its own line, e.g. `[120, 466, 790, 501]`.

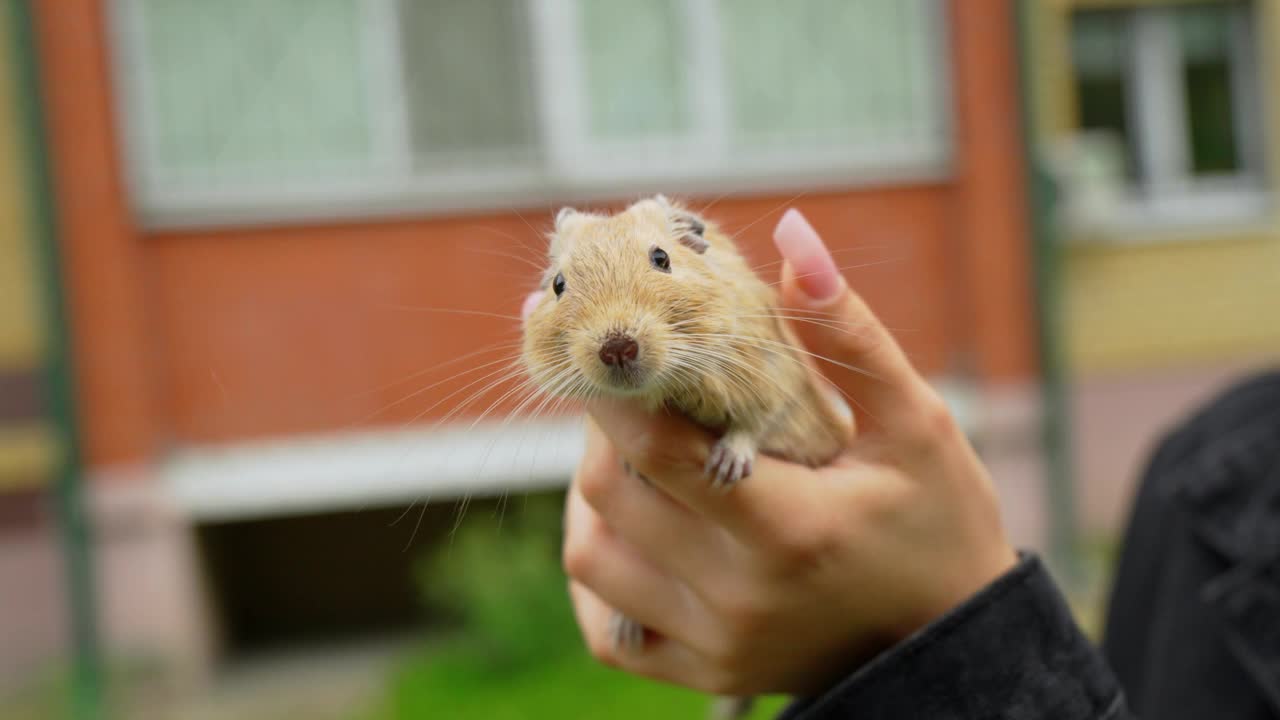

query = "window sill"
[1062, 188, 1274, 245]
[130, 149, 951, 232]
[165, 376, 980, 523]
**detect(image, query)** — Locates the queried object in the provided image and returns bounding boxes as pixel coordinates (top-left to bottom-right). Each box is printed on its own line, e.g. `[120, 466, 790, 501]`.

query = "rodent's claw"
[706, 433, 757, 490]
[608, 610, 646, 654]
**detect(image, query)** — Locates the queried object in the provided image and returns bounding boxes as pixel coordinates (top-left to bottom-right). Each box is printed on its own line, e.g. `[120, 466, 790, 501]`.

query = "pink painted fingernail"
[521, 291, 545, 322]
[773, 209, 843, 302]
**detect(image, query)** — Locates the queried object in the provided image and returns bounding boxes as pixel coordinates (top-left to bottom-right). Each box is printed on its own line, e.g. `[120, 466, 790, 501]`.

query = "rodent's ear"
[554, 206, 579, 232]
[673, 210, 709, 254]
[551, 207, 586, 258]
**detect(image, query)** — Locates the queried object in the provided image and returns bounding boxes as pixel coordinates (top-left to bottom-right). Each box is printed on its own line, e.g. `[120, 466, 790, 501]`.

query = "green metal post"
[4, 1, 105, 717]
[1013, 0, 1083, 588]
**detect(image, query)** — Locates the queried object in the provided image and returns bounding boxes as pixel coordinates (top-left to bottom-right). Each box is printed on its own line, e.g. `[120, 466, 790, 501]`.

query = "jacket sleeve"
[778, 553, 1133, 720]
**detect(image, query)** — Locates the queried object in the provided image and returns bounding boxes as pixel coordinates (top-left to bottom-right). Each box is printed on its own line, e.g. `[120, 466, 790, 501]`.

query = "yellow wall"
[0, 6, 56, 489]
[0, 5, 45, 368]
[1064, 233, 1280, 371]
[1038, 0, 1280, 372]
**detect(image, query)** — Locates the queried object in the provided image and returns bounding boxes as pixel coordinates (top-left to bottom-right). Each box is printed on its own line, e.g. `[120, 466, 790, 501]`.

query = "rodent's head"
[522, 195, 740, 400]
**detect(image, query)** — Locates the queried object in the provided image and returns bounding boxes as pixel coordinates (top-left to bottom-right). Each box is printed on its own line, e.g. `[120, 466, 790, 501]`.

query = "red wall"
[34, 0, 1034, 467]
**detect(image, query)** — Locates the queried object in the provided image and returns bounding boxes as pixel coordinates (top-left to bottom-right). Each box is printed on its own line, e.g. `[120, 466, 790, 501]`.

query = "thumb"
[772, 209, 932, 432]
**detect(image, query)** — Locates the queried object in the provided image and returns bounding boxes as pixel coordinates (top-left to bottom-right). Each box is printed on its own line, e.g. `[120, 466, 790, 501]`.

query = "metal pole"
[4, 1, 104, 717]
[1012, 0, 1083, 588]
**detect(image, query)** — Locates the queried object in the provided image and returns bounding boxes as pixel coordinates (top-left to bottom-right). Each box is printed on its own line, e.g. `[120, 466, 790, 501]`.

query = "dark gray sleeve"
[779, 553, 1132, 720]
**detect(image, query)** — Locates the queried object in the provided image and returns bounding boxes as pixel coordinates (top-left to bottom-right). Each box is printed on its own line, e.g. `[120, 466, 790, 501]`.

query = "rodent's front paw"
[608, 610, 645, 654]
[705, 432, 757, 490]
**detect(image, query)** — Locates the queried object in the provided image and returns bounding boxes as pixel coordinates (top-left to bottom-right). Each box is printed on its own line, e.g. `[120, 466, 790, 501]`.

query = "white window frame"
[107, 0, 952, 229]
[1062, 2, 1270, 239]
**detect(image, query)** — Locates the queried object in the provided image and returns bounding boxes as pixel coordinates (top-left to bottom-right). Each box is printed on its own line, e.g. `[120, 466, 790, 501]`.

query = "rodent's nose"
[598, 333, 639, 368]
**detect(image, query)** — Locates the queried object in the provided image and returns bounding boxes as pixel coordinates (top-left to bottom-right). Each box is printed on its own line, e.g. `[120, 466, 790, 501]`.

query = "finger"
[773, 209, 936, 432]
[586, 396, 826, 543]
[576, 417, 718, 576]
[563, 483, 709, 647]
[569, 581, 727, 692]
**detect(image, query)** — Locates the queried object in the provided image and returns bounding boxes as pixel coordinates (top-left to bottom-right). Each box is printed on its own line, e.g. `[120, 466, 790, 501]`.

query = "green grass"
[358, 641, 788, 720]
[354, 492, 789, 720]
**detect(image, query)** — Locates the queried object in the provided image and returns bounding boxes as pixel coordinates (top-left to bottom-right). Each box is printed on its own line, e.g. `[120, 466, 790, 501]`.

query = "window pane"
[1177, 3, 1242, 175]
[577, 0, 691, 142]
[1071, 11, 1137, 181]
[136, 0, 373, 184]
[718, 0, 939, 150]
[398, 0, 540, 168]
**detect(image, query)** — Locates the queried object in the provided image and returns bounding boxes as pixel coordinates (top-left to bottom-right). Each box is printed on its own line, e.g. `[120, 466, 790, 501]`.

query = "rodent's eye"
[649, 246, 671, 273]
[552, 272, 566, 297]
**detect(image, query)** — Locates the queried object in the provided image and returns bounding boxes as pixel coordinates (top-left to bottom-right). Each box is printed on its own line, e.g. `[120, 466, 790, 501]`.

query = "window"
[1067, 1, 1267, 231]
[110, 0, 949, 226]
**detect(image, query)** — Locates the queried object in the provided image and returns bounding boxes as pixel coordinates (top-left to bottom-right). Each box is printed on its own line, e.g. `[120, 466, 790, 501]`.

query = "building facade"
[11, 0, 1043, 686]
[1031, 0, 1280, 533]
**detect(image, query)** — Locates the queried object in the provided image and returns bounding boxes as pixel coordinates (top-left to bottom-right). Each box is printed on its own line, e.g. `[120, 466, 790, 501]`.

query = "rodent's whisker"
[346, 340, 522, 400]
[668, 347, 772, 412]
[444, 377, 556, 501]
[358, 354, 529, 428]
[375, 305, 524, 322]
[403, 362, 534, 433]
[463, 245, 547, 273]
[738, 309, 919, 335]
[348, 351, 527, 427]
[388, 367, 541, 543]
[498, 385, 579, 496]
[464, 224, 546, 257]
[763, 257, 910, 288]
[387, 497, 428, 536]
[510, 207, 549, 241]
[681, 332, 880, 426]
[402, 500, 432, 553]
[749, 245, 899, 274]
[708, 347, 867, 430]
[466, 377, 568, 488]
[692, 190, 734, 216]
[681, 332, 886, 383]
[725, 190, 812, 237]
[734, 314, 888, 341]
[476, 379, 545, 434]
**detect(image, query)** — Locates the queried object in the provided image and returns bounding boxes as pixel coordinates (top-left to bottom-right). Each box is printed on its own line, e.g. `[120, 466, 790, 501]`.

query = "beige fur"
[523, 195, 849, 471]
[522, 195, 852, 720]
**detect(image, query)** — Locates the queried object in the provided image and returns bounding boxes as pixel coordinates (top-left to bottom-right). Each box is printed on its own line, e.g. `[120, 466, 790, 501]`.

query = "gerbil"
[521, 194, 851, 719]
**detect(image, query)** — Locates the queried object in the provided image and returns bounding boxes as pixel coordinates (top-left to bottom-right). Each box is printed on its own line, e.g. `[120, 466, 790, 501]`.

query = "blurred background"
[1, 0, 1277, 718]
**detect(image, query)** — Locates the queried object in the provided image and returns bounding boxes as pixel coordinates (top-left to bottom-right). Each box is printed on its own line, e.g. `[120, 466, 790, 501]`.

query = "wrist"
[888, 541, 1019, 648]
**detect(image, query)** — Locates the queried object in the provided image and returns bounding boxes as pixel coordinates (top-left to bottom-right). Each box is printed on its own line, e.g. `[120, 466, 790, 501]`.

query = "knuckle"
[561, 526, 597, 582]
[852, 481, 898, 526]
[585, 633, 620, 668]
[701, 668, 750, 697]
[575, 458, 615, 510]
[771, 519, 836, 575]
[625, 425, 659, 459]
[715, 593, 769, 640]
[586, 437, 621, 478]
[920, 392, 959, 439]
[628, 428, 692, 479]
[902, 390, 959, 455]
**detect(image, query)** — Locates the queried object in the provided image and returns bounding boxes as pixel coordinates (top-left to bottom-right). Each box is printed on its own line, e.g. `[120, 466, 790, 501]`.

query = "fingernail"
[773, 209, 843, 302]
[521, 291, 545, 323]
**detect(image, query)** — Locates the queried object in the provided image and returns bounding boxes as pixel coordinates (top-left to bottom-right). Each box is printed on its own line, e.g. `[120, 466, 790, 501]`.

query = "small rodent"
[521, 194, 851, 719]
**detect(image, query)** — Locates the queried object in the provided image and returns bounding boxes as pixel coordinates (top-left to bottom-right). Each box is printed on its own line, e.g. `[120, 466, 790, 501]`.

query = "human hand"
[543, 209, 1017, 696]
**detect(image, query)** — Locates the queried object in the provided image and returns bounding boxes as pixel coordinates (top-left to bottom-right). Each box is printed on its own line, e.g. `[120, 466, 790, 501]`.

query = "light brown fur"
[523, 195, 849, 474]
[522, 195, 851, 720]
